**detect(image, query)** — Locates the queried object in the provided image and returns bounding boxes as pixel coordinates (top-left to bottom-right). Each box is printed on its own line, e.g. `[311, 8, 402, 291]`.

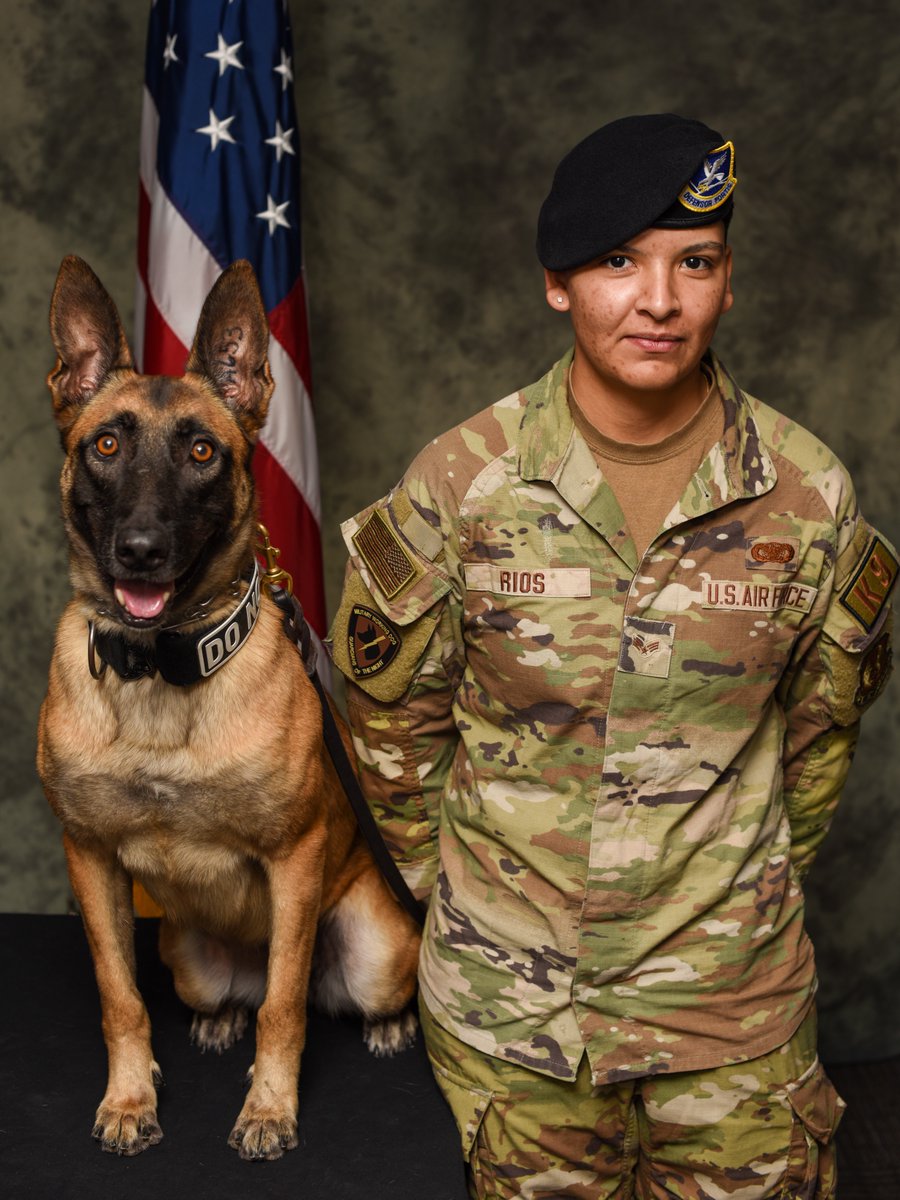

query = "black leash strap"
[269, 586, 426, 929]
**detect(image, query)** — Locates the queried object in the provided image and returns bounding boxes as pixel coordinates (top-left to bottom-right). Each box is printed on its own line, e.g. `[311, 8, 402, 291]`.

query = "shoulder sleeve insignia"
[347, 605, 401, 680]
[352, 509, 418, 599]
[855, 631, 892, 710]
[839, 535, 898, 632]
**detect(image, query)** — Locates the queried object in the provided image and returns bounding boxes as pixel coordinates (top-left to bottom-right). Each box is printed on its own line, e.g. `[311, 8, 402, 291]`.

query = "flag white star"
[163, 34, 179, 69]
[256, 194, 291, 235]
[265, 120, 295, 162]
[274, 48, 293, 90]
[205, 33, 244, 77]
[196, 109, 237, 151]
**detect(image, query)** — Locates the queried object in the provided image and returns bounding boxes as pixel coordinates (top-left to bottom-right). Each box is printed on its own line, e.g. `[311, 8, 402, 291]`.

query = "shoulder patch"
[329, 571, 445, 703]
[347, 605, 401, 680]
[839, 536, 898, 631]
[352, 509, 418, 599]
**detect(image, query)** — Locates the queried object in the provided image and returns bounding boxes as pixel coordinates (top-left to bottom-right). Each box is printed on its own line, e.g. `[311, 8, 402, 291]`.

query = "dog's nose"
[114, 525, 170, 573]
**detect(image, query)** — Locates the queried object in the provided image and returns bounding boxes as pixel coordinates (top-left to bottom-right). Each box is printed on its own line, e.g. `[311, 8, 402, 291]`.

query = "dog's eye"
[95, 434, 119, 458]
[190, 440, 215, 464]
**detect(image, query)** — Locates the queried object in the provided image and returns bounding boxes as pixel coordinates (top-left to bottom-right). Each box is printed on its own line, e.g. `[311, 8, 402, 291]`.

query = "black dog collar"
[88, 559, 261, 687]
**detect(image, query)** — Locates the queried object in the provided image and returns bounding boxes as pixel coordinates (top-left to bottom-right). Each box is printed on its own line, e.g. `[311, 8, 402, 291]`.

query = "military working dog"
[37, 257, 420, 1160]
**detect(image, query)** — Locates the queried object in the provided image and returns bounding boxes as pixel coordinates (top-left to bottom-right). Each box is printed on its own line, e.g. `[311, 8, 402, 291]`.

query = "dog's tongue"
[114, 580, 174, 619]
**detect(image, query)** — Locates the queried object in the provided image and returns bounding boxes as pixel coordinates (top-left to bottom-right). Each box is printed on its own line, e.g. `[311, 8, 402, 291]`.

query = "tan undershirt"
[569, 368, 724, 559]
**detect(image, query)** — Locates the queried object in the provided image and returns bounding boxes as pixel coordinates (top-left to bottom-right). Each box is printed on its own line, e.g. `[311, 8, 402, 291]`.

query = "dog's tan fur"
[37, 257, 420, 1160]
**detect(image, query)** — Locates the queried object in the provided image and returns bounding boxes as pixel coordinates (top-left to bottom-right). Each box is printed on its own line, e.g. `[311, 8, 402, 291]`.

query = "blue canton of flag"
[145, 0, 301, 311]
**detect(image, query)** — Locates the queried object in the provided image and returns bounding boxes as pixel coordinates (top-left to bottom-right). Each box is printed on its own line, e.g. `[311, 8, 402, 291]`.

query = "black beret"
[537, 114, 737, 271]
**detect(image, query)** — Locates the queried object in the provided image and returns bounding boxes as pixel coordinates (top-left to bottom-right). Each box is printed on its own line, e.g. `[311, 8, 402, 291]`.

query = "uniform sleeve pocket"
[782, 1059, 846, 1199]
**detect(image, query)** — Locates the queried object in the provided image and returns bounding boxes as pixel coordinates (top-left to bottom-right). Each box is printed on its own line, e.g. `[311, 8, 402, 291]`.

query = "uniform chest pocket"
[461, 561, 606, 708]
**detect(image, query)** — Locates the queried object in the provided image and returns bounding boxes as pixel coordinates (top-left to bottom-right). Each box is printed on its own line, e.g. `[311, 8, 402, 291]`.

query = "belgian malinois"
[37, 257, 420, 1160]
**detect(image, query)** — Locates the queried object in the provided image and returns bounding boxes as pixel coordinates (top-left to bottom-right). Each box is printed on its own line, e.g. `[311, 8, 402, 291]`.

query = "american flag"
[135, 0, 326, 642]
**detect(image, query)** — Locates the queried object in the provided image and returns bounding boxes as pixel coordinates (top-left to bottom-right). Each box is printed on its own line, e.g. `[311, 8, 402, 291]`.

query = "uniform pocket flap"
[428, 1059, 493, 1163]
[785, 1059, 846, 1145]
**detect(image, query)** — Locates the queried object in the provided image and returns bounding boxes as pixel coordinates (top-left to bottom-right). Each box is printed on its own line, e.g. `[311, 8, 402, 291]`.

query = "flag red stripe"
[141, 286, 190, 376]
[268, 276, 313, 395]
[137, 181, 150, 287]
[253, 441, 327, 637]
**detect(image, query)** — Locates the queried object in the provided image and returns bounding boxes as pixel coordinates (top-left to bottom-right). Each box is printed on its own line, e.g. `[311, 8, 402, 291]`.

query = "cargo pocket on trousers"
[781, 1058, 847, 1199]
[429, 1059, 498, 1196]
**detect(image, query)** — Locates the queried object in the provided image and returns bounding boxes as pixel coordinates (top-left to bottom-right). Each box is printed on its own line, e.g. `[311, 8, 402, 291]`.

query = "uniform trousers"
[420, 1001, 845, 1200]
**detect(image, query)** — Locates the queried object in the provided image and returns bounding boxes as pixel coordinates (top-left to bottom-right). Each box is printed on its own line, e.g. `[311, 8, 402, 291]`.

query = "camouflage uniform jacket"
[330, 349, 896, 1085]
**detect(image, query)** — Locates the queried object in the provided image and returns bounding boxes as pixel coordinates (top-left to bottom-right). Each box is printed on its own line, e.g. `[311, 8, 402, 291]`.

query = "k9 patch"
[347, 605, 401, 679]
[618, 617, 675, 679]
[840, 536, 898, 632]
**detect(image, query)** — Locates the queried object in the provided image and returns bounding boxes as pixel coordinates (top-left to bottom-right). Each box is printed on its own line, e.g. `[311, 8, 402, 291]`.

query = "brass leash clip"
[256, 523, 293, 597]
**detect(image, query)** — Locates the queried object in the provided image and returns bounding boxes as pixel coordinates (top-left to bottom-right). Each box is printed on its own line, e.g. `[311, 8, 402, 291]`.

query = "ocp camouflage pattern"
[330, 349, 895, 1086]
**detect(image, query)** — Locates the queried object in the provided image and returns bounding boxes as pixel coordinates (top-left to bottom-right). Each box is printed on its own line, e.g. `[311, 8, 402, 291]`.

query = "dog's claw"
[93, 1108, 163, 1155]
[228, 1112, 299, 1161]
[364, 1009, 418, 1056]
[191, 1005, 249, 1053]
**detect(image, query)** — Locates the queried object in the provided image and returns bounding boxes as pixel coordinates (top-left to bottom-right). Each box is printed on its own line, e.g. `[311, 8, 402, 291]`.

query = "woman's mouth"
[626, 334, 683, 353]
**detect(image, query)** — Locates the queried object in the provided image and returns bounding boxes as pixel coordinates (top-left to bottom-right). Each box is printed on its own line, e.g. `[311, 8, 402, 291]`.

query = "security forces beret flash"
[536, 114, 737, 271]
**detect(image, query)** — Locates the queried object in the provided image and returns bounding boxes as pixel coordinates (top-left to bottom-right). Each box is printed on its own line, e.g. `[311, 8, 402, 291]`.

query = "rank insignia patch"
[839, 536, 898, 631]
[618, 616, 675, 679]
[855, 632, 892, 709]
[352, 510, 417, 600]
[347, 604, 401, 679]
[679, 141, 737, 214]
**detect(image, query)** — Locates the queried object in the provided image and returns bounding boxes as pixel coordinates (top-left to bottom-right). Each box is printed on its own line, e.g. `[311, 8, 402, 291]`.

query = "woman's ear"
[544, 267, 570, 313]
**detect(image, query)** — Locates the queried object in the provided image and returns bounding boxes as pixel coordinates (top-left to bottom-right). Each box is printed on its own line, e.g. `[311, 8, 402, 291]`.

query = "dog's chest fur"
[41, 603, 319, 934]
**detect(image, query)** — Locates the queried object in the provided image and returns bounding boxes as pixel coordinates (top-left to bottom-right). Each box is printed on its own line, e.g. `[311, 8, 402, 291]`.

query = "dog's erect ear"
[186, 260, 274, 441]
[47, 256, 134, 431]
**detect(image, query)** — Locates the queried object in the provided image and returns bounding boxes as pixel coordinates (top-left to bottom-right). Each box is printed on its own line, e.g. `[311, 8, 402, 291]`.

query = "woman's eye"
[190, 440, 216, 464]
[605, 255, 630, 269]
[95, 433, 119, 457]
[684, 256, 710, 270]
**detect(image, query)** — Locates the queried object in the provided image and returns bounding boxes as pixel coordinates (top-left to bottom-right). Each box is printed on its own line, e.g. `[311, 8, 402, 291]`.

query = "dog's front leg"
[63, 831, 162, 1155]
[227, 829, 326, 1161]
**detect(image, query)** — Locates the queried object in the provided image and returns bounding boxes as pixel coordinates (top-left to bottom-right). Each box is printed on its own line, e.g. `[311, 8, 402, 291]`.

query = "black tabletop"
[0, 913, 468, 1200]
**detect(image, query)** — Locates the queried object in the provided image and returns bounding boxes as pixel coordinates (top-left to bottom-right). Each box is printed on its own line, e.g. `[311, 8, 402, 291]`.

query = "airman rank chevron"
[839, 536, 898, 632]
[703, 579, 817, 613]
[347, 604, 401, 679]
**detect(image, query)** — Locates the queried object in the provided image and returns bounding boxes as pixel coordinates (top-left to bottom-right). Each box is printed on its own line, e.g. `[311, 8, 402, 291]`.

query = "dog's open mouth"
[113, 580, 175, 623]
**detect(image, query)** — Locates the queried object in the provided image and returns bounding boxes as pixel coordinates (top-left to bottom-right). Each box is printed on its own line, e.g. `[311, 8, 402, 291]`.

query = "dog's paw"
[363, 1009, 418, 1057]
[191, 1005, 249, 1054]
[227, 1105, 299, 1161]
[93, 1101, 163, 1156]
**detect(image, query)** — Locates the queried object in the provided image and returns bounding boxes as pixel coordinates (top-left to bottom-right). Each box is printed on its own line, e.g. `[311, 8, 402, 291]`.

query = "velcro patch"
[465, 564, 591, 597]
[855, 632, 892, 709]
[352, 509, 418, 599]
[745, 536, 800, 572]
[703, 579, 817, 614]
[347, 605, 401, 680]
[618, 617, 674, 679]
[839, 536, 898, 632]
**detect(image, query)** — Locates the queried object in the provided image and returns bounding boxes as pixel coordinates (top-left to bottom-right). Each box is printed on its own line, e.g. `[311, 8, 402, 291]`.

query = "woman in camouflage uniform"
[330, 115, 895, 1199]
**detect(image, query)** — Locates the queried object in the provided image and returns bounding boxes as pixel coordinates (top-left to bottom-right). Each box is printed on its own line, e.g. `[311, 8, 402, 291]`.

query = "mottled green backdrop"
[2, 1, 898, 1060]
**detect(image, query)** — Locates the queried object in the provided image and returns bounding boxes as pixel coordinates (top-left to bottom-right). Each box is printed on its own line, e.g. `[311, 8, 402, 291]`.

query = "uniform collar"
[518, 348, 777, 504]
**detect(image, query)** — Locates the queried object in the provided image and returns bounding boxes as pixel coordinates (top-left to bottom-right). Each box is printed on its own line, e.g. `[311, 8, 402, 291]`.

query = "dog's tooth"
[115, 586, 126, 607]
